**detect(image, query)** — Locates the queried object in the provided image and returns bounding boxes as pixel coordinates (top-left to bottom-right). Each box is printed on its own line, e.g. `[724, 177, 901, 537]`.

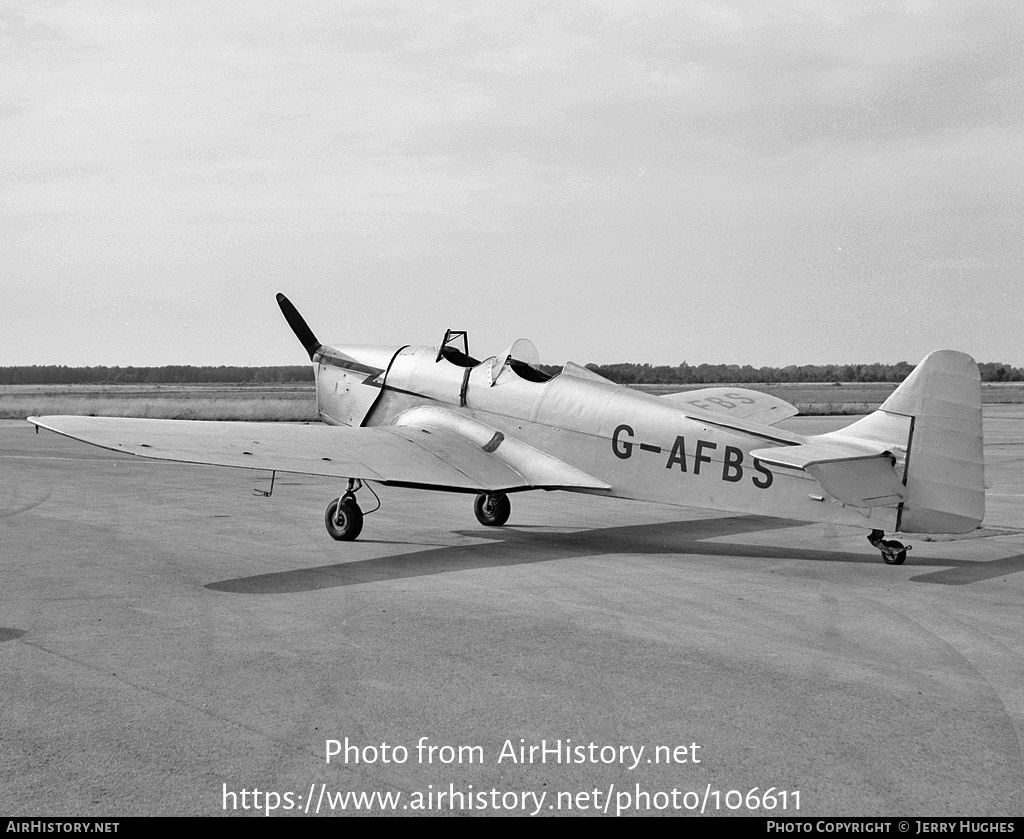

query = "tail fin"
[836, 350, 985, 534]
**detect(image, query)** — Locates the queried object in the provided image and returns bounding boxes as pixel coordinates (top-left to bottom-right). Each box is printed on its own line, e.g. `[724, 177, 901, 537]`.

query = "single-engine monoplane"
[30, 294, 985, 564]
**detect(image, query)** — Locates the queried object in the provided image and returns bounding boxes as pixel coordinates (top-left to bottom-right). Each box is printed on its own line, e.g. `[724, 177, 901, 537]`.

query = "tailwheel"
[325, 493, 363, 541]
[867, 529, 910, 565]
[474, 493, 510, 527]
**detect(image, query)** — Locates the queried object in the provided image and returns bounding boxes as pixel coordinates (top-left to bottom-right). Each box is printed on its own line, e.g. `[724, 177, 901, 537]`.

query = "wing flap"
[28, 416, 529, 492]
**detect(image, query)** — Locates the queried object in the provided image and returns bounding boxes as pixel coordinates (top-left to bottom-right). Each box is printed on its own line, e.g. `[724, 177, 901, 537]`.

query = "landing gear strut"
[325, 479, 364, 541]
[868, 529, 910, 565]
[474, 493, 511, 526]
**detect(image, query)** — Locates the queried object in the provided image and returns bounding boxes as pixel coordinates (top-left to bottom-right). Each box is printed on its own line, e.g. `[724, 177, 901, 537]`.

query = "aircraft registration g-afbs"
[30, 293, 985, 565]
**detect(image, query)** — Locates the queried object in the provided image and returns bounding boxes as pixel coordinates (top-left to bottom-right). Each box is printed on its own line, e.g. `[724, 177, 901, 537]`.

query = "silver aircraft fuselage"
[313, 342, 900, 533]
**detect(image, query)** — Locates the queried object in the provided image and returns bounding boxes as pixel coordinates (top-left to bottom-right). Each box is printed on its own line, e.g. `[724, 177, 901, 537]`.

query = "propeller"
[276, 293, 322, 361]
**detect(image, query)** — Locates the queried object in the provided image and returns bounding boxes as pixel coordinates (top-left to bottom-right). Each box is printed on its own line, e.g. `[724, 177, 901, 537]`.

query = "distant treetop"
[1, 361, 1020, 385]
[0, 365, 313, 385]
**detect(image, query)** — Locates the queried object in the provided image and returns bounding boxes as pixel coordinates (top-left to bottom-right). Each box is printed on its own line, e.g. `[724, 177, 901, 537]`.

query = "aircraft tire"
[325, 496, 363, 541]
[474, 493, 511, 527]
[880, 539, 906, 565]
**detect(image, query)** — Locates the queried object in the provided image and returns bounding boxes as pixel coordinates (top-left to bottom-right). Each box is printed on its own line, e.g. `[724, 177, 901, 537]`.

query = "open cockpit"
[436, 330, 555, 385]
[436, 329, 479, 367]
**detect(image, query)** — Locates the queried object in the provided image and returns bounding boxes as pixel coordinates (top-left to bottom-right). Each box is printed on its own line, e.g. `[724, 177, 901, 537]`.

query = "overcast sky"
[3, 1, 1021, 368]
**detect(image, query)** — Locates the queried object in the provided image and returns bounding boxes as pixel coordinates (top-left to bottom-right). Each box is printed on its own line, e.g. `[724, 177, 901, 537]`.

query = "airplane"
[29, 293, 985, 565]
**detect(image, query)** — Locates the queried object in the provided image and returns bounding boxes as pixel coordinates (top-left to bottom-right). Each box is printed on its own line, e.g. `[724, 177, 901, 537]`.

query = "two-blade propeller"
[276, 293, 322, 361]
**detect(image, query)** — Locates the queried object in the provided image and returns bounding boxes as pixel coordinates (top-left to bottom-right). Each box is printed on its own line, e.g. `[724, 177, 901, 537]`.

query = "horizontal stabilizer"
[750, 441, 905, 508]
[750, 437, 891, 469]
[663, 387, 799, 427]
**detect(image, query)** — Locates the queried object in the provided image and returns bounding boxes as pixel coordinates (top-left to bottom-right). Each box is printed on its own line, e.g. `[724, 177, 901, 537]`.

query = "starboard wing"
[661, 387, 799, 426]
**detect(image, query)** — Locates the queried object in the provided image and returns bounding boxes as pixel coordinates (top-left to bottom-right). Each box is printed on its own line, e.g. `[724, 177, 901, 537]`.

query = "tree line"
[0, 365, 313, 385]
[553, 361, 1024, 385]
[1, 361, 1021, 386]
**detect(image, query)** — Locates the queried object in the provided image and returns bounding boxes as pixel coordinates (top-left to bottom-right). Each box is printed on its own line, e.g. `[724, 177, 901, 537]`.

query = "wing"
[28, 415, 608, 494]
[30, 415, 527, 492]
[661, 387, 799, 426]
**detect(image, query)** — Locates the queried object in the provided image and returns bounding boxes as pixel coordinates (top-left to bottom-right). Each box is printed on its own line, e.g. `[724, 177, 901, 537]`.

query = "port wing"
[29, 415, 530, 493]
[28, 414, 609, 494]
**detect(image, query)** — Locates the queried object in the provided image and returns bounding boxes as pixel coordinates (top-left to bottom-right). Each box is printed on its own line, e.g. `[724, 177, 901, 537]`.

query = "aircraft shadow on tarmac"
[205, 515, 1024, 594]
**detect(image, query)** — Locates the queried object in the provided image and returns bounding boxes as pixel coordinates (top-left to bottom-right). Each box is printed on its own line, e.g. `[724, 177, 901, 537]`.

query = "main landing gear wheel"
[880, 540, 908, 565]
[325, 494, 363, 541]
[474, 493, 511, 527]
[867, 529, 910, 565]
